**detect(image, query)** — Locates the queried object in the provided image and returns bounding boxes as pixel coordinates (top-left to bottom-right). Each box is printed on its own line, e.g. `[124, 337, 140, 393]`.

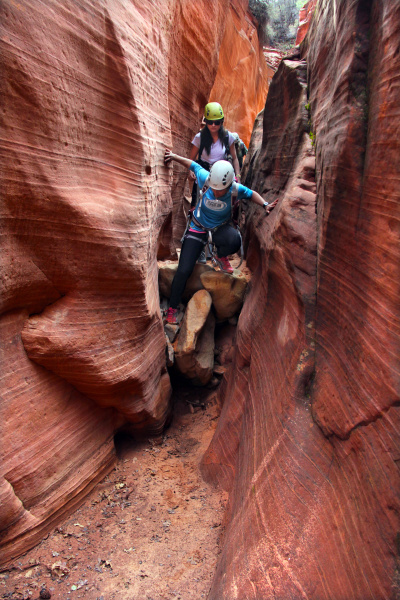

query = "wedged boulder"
[165, 333, 174, 368]
[158, 262, 214, 302]
[174, 290, 215, 385]
[200, 270, 247, 321]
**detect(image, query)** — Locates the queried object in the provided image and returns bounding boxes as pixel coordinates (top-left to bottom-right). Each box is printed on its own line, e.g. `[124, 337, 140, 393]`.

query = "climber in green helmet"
[188, 102, 241, 207]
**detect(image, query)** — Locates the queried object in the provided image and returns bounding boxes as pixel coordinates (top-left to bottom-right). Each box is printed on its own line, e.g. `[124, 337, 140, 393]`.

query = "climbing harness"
[181, 179, 244, 270]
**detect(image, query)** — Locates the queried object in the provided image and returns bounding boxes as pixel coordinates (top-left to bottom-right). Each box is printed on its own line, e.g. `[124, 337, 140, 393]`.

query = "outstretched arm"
[187, 144, 199, 181]
[251, 190, 279, 214]
[229, 143, 241, 179]
[164, 148, 192, 169]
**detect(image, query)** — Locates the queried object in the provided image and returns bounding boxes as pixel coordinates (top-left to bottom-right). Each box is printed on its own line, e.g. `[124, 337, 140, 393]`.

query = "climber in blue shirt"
[189, 161, 253, 231]
[164, 149, 277, 324]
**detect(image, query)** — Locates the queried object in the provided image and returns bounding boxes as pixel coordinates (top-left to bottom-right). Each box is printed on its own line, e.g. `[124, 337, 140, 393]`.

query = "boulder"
[158, 262, 214, 302]
[174, 290, 215, 385]
[200, 270, 247, 321]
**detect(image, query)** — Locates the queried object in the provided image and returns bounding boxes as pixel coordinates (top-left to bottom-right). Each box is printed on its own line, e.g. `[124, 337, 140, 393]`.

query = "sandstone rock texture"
[175, 290, 215, 386]
[263, 46, 284, 73]
[296, 0, 318, 45]
[200, 269, 248, 321]
[0, 0, 269, 564]
[0, 0, 172, 564]
[202, 1, 400, 599]
[208, 0, 272, 146]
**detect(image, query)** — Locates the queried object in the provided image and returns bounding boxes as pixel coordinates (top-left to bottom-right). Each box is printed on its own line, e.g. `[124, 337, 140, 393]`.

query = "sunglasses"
[205, 118, 223, 126]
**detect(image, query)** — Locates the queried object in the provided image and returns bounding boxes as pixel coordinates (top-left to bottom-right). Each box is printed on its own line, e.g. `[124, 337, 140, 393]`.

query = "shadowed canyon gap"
[1, 1, 400, 600]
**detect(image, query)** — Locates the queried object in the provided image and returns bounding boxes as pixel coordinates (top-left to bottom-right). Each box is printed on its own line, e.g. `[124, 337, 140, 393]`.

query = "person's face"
[206, 118, 223, 132]
[211, 186, 229, 197]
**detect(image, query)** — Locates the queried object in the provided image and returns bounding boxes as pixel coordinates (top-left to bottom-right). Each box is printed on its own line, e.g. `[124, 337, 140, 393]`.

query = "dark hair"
[199, 123, 227, 156]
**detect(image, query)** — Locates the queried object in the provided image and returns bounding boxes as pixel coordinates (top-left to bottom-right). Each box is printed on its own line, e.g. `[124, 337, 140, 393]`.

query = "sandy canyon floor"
[1, 380, 227, 600]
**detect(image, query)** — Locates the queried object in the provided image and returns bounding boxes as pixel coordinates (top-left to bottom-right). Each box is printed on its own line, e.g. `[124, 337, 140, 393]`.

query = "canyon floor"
[1, 380, 227, 600]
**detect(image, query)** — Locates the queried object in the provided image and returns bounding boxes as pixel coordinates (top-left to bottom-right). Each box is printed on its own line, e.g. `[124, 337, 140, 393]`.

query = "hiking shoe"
[166, 307, 178, 324]
[197, 249, 207, 264]
[217, 256, 234, 274]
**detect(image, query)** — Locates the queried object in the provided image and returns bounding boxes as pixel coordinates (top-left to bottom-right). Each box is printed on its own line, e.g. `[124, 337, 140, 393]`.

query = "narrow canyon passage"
[1, 382, 227, 600]
[2, 1, 399, 598]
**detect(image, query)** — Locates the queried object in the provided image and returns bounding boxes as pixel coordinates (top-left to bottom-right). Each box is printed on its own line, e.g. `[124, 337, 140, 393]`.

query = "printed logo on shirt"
[204, 198, 226, 211]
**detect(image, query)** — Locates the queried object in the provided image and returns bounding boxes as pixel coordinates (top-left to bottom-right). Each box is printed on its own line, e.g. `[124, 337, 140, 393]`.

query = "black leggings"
[169, 225, 241, 308]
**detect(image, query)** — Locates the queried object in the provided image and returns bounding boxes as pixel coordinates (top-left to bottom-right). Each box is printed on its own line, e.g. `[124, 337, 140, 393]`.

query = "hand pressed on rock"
[266, 198, 279, 214]
[164, 148, 174, 164]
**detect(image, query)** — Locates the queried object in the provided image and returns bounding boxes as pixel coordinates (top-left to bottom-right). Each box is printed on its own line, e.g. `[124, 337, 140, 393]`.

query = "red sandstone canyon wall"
[0, 0, 172, 565]
[296, 0, 318, 45]
[202, 1, 400, 598]
[166, 0, 271, 248]
[0, 0, 269, 565]
[209, 0, 272, 147]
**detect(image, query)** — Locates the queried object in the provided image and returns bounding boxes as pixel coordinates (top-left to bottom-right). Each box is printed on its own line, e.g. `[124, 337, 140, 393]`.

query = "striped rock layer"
[0, 0, 269, 564]
[202, 1, 400, 599]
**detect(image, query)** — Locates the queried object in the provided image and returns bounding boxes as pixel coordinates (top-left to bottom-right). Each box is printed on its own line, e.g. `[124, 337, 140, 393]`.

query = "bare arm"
[229, 142, 240, 178]
[164, 148, 193, 169]
[187, 144, 199, 180]
[250, 190, 266, 207]
[189, 144, 199, 161]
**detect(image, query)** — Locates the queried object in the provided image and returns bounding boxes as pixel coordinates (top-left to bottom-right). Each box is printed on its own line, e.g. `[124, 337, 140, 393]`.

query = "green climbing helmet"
[204, 102, 224, 121]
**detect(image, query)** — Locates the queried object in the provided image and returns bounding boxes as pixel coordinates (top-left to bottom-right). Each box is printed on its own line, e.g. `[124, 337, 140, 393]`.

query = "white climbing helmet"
[208, 160, 234, 190]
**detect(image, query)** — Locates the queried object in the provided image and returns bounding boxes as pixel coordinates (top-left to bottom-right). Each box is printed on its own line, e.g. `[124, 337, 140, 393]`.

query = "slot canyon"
[0, 1, 399, 599]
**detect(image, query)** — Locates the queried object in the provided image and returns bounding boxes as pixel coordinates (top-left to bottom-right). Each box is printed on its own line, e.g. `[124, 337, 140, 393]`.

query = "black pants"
[169, 225, 241, 308]
[191, 182, 198, 208]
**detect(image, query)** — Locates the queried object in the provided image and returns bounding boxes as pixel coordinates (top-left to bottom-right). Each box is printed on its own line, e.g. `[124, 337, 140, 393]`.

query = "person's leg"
[213, 224, 241, 258]
[169, 233, 206, 308]
[190, 181, 198, 208]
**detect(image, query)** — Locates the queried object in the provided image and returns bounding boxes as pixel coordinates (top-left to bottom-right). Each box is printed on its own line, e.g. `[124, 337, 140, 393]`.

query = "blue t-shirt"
[190, 162, 252, 231]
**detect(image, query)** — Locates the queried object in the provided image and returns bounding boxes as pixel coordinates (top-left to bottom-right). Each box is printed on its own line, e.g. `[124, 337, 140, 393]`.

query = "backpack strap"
[224, 132, 230, 154]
